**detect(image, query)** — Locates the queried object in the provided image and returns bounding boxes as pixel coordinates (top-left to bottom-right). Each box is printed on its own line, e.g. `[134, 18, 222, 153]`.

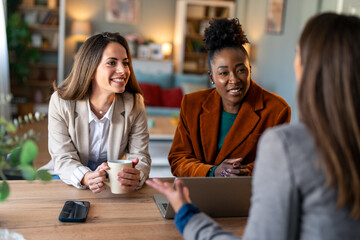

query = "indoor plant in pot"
[6, 1, 40, 114]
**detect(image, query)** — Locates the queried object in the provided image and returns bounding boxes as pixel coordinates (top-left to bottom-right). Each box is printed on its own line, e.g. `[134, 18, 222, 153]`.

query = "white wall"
[62, 0, 342, 123]
[64, 0, 176, 77]
[240, 0, 326, 123]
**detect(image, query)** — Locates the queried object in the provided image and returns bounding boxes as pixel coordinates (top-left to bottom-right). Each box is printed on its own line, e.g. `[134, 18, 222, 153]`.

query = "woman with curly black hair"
[168, 18, 291, 177]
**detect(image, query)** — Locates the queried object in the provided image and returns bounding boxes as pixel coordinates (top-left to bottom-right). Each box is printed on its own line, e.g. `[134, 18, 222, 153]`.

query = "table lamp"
[162, 42, 172, 60]
[71, 20, 91, 52]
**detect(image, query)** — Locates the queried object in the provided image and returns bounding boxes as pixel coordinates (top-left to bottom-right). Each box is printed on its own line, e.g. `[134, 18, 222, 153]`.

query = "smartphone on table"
[59, 200, 90, 222]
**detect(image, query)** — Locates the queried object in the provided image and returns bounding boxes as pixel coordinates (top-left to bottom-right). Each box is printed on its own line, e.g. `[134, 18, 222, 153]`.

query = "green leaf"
[36, 170, 52, 182]
[19, 164, 36, 181]
[5, 122, 17, 133]
[0, 181, 10, 202]
[20, 140, 38, 165]
[9, 146, 21, 166]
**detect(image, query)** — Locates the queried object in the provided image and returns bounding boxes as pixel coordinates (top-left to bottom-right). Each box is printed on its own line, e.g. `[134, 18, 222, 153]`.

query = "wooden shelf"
[29, 63, 57, 68]
[35, 47, 58, 52]
[186, 33, 204, 40]
[29, 80, 53, 87]
[185, 52, 208, 59]
[10, 0, 63, 111]
[187, 16, 211, 21]
[29, 24, 58, 31]
[174, 0, 235, 73]
[20, 5, 59, 12]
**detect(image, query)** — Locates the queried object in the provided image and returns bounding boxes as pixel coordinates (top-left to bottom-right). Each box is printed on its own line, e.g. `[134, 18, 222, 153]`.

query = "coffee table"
[148, 116, 177, 140]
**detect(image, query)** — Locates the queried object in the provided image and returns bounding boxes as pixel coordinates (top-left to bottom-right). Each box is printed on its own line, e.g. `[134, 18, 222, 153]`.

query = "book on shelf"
[22, 0, 35, 7]
[24, 10, 38, 24]
[41, 11, 58, 25]
[185, 39, 194, 53]
[187, 5, 206, 18]
[186, 22, 195, 34]
[199, 20, 209, 35]
[220, 8, 230, 18]
[186, 39, 205, 53]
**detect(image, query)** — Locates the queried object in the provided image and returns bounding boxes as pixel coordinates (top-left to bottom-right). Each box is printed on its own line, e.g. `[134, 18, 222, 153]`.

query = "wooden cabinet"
[132, 58, 174, 74]
[11, 0, 65, 109]
[174, 0, 235, 74]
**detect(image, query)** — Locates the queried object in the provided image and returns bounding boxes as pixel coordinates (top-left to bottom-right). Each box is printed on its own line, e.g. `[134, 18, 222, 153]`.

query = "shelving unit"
[174, 0, 235, 74]
[10, 0, 65, 115]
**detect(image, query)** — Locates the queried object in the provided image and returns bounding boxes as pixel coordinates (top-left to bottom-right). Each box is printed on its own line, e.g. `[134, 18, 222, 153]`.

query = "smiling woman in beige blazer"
[40, 32, 151, 193]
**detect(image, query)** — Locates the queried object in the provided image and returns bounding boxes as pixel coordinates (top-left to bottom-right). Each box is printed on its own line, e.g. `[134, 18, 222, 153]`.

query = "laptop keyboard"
[162, 203, 168, 210]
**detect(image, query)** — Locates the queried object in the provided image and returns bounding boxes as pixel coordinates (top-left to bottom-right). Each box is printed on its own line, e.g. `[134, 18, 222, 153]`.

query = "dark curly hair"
[204, 18, 249, 71]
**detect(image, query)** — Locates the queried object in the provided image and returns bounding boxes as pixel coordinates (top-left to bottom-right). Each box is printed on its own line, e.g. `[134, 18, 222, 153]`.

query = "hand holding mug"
[82, 162, 110, 193]
[117, 158, 141, 192]
[105, 158, 141, 194]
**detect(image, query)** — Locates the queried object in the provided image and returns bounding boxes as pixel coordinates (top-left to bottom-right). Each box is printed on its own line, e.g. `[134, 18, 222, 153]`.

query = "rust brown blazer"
[168, 80, 291, 177]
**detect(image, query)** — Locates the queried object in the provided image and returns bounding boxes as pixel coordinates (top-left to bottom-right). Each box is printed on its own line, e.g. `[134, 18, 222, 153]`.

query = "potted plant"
[6, 1, 40, 115]
[0, 117, 51, 202]
[7, 10, 40, 83]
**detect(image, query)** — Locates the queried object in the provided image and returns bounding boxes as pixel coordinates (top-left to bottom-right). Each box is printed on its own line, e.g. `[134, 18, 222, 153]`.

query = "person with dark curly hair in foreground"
[168, 18, 291, 177]
[148, 13, 360, 239]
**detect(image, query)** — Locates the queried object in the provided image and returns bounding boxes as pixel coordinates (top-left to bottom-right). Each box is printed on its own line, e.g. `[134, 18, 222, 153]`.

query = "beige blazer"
[40, 91, 151, 188]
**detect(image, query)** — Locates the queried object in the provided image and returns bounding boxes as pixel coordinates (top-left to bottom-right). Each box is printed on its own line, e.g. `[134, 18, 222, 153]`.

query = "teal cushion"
[135, 72, 173, 89]
[146, 106, 180, 116]
[174, 73, 209, 87]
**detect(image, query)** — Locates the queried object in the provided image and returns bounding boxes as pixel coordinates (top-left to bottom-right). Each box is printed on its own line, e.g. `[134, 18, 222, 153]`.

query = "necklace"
[90, 102, 109, 116]
[89, 95, 115, 117]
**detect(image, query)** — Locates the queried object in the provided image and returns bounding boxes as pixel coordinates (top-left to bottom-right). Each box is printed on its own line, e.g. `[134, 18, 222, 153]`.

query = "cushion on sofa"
[161, 87, 183, 108]
[139, 83, 162, 106]
[145, 106, 180, 116]
[135, 72, 173, 89]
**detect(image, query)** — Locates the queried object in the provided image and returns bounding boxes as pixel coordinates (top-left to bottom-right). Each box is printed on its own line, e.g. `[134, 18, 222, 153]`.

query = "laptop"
[153, 177, 252, 219]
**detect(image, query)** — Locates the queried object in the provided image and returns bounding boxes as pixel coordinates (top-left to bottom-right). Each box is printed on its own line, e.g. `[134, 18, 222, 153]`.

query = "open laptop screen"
[153, 177, 252, 219]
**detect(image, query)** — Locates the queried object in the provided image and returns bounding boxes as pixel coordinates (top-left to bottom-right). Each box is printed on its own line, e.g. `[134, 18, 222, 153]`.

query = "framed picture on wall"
[266, 0, 286, 34]
[106, 0, 140, 24]
[149, 43, 163, 60]
[137, 45, 150, 59]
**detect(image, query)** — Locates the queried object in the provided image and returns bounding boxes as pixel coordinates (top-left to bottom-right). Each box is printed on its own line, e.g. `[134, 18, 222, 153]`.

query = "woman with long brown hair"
[40, 32, 151, 193]
[147, 12, 360, 239]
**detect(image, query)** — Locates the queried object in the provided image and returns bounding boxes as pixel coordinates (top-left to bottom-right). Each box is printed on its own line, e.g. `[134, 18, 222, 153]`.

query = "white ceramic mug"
[105, 160, 133, 194]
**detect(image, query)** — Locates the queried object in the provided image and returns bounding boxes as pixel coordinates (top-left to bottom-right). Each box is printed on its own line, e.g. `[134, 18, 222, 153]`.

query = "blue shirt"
[175, 203, 200, 234]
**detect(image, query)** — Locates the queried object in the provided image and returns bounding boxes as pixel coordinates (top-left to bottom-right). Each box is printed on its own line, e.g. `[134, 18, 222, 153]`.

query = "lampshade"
[162, 42, 172, 57]
[71, 20, 91, 36]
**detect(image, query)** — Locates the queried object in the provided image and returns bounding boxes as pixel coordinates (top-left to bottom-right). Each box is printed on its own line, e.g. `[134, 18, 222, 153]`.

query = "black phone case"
[59, 200, 90, 222]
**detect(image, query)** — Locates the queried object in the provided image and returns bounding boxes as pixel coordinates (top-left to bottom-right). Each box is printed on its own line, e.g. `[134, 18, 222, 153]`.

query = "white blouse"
[70, 99, 115, 188]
